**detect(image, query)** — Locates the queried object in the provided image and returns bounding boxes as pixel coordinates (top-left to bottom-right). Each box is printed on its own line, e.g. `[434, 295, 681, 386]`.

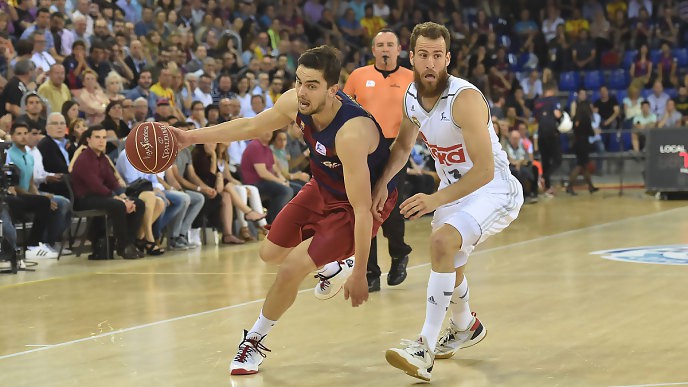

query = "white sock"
[317, 258, 352, 278]
[248, 310, 277, 339]
[449, 275, 473, 330]
[420, 271, 456, 352]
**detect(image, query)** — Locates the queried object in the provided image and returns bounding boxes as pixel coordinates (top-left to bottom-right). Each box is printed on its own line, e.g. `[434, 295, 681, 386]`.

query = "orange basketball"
[125, 122, 179, 174]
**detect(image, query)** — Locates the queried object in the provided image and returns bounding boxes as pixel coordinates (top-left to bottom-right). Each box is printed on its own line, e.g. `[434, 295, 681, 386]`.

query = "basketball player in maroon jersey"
[171, 46, 398, 375]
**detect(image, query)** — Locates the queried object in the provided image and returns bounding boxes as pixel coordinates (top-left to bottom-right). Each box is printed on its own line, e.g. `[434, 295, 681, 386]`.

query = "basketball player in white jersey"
[373, 22, 524, 381]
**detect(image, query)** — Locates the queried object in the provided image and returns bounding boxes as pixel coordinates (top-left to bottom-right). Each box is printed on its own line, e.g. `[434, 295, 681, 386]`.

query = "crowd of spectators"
[0, 0, 687, 263]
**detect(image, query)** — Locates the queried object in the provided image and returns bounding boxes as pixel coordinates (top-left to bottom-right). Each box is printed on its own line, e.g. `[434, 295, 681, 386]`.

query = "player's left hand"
[343, 274, 369, 307]
[400, 193, 440, 220]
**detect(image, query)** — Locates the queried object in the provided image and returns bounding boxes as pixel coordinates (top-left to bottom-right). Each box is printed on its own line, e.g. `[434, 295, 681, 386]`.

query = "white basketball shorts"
[431, 174, 524, 268]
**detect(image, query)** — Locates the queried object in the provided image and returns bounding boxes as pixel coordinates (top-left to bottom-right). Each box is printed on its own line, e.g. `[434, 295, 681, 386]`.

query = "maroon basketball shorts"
[266, 180, 398, 267]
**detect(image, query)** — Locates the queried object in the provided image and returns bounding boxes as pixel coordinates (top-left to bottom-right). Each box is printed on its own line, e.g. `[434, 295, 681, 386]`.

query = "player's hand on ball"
[169, 125, 191, 150]
[371, 181, 388, 222]
[400, 193, 439, 220]
[343, 273, 369, 307]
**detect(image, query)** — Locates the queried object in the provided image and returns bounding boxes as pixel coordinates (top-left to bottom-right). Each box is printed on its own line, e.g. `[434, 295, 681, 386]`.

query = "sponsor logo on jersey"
[322, 161, 341, 169]
[419, 132, 466, 166]
[366, 80, 375, 87]
[591, 245, 688, 265]
[315, 141, 327, 156]
[440, 112, 449, 121]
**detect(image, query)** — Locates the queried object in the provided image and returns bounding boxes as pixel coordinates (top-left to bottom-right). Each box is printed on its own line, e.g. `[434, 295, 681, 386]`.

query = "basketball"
[125, 122, 179, 174]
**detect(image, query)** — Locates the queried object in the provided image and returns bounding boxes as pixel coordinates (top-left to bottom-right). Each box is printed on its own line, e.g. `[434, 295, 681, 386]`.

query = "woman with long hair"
[216, 142, 267, 241]
[567, 102, 598, 195]
[191, 143, 246, 244]
[62, 100, 80, 129]
[68, 118, 87, 145]
[74, 69, 109, 124]
[630, 44, 653, 90]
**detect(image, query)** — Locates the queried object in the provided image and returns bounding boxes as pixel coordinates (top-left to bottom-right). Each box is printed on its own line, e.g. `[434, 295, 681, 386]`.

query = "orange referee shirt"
[343, 65, 413, 139]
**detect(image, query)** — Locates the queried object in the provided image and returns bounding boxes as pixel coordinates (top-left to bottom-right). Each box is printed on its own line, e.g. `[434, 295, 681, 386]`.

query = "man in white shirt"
[193, 73, 214, 106]
[30, 34, 56, 73]
[646, 80, 670, 117]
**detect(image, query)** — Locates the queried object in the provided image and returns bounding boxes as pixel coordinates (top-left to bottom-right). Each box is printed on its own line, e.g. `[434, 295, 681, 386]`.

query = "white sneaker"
[435, 312, 487, 359]
[385, 336, 435, 382]
[230, 330, 271, 375]
[188, 228, 202, 247]
[26, 243, 59, 260]
[313, 257, 354, 300]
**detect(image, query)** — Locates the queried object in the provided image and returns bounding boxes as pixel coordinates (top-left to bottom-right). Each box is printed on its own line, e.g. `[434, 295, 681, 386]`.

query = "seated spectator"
[63, 41, 89, 90]
[68, 118, 88, 145]
[74, 69, 109, 124]
[104, 71, 126, 102]
[62, 100, 81, 129]
[125, 69, 158, 117]
[132, 97, 150, 124]
[240, 131, 297, 224]
[117, 149, 177, 254]
[623, 86, 644, 128]
[169, 122, 213, 247]
[192, 143, 246, 245]
[36, 112, 74, 198]
[629, 44, 652, 90]
[632, 101, 657, 151]
[5, 122, 64, 258]
[270, 130, 309, 192]
[656, 42, 678, 89]
[217, 142, 268, 241]
[285, 121, 310, 174]
[674, 86, 688, 123]
[70, 126, 145, 259]
[103, 100, 130, 141]
[16, 93, 47, 134]
[187, 101, 208, 129]
[658, 100, 683, 128]
[520, 70, 543, 104]
[647, 81, 670, 117]
[505, 130, 539, 202]
[37, 64, 71, 114]
[406, 153, 436, 198]
[572, 29, 596, 70]
[0, 59, 36, 118]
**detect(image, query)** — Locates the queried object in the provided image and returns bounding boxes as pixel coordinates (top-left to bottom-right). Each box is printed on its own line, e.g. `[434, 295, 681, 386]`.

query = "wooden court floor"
[1, 191, 688, 387]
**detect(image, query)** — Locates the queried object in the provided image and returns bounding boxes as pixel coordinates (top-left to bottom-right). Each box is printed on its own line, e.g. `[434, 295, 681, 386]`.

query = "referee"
[343, 29, 414, 292]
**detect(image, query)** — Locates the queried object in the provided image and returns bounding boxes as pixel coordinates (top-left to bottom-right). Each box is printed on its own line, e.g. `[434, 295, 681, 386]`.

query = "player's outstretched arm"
[371, 116, 418, 221]
[399, 89, 493, 220]
[337, 116, 377, 307]
[172, 89, 298, 148]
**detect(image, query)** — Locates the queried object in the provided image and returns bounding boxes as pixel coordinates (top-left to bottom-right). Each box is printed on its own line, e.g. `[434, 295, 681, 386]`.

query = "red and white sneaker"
[230, 330, 271, 375]
[313, 257, 354, 300]
[435, 312, 487, 359]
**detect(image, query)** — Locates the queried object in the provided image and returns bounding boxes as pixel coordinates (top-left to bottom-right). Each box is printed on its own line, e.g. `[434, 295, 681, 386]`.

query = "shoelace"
[234, 337, 271, 363]
[314, 273, 331, 291]
[400, 339, 426, 357]
[437, 327, 456, 346]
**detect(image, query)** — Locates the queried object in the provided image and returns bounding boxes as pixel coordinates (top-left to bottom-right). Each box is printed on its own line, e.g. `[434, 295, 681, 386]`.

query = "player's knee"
[259, 242, 287, 265]
[429, 226, 462, 259]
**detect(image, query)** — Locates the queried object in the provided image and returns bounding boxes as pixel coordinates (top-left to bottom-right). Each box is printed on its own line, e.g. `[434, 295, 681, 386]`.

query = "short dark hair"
[79, 124, 106, 146]
[72, 40, 86, 51]
[641, 100, 650, 106]
[36, 7, 51, 17]
[10, 121, 29, 135]
[190, 100, 204, 111]
[297, 45, 341, 87]
[251, 94, 265, 104]
[410, 22, 451, 54]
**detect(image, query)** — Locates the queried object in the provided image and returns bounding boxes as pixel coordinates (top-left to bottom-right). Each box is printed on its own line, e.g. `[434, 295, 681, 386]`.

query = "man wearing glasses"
[30, 33, 56, 73]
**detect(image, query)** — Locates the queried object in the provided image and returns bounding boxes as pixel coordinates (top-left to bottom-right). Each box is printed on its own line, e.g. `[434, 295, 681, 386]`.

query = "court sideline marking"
[609, 383, 688, 387]
[1, 206, 685, 361]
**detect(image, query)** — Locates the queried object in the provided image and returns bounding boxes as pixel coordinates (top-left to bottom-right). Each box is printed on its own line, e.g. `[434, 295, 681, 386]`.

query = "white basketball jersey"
[403, 76, 511, 199]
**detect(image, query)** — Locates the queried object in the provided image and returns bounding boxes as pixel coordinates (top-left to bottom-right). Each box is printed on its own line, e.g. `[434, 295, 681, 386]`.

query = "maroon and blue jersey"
[296, 90, 394, 200]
